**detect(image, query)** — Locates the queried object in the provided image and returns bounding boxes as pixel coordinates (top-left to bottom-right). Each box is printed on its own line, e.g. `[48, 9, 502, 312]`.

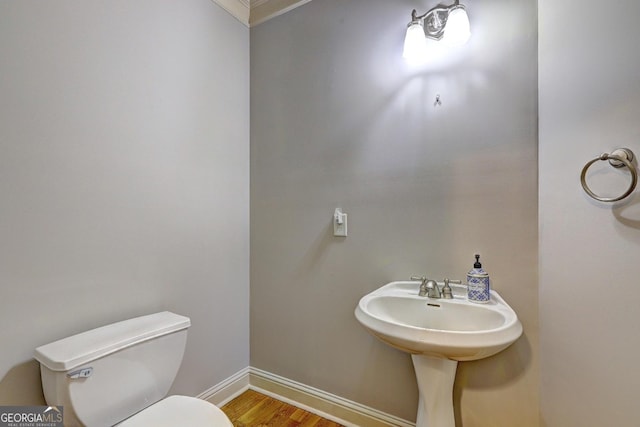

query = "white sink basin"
[355, 280, 523, 426]
[355, 281, 523, 361]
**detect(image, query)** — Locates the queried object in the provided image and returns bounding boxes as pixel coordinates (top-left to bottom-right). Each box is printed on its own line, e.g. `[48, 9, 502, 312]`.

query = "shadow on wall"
[0, 360, 46, 405]
[453, 333, 533, 426]
[292, 220, 336, 280]
[613, 192, 640, 230]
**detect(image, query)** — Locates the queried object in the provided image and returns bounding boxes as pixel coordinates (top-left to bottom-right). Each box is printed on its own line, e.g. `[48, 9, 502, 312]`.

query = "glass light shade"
[441, 7, 470, 46]
[403, 22, 427, 61]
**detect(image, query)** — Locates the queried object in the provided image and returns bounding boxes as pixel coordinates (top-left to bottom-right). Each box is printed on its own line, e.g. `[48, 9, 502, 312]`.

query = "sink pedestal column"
[411, 355, 458, 427]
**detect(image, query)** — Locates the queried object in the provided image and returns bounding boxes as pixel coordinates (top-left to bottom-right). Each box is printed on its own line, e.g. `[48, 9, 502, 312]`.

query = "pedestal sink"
[355, 281, 522, 427]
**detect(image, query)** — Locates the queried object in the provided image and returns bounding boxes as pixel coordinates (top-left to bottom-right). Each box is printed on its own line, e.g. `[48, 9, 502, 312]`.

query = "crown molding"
[249, 0, 312, 27]
[211, 0, 250, 26]
[210, 0, 311, 27]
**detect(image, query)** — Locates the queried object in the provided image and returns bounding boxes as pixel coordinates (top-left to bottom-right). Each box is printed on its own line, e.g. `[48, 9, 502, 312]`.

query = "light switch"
[334, 208, 348, 237]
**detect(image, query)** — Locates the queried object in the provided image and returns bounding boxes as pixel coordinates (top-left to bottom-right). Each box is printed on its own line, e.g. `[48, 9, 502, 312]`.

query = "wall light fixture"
[403, 1, 471, 61]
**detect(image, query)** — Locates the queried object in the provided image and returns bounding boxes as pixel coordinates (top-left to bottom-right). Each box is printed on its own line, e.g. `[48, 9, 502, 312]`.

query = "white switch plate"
[334, 208, 348, 237]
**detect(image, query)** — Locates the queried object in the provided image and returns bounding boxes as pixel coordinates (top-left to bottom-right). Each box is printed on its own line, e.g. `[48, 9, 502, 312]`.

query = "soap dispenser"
[467, 254, 490, 303]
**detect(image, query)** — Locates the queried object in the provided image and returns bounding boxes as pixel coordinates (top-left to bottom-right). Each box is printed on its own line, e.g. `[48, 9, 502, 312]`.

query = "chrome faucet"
[425, 279, 441, 298]
[411, 277, 462, 299]
[411, 276, 441, 298]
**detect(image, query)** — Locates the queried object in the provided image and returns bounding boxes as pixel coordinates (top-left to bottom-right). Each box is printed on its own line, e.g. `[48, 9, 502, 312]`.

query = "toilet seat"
[117, 395, 233, 427]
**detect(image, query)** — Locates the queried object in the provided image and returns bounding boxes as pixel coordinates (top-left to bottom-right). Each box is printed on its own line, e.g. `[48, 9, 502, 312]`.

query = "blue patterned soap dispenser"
[467, 254, 490, 303]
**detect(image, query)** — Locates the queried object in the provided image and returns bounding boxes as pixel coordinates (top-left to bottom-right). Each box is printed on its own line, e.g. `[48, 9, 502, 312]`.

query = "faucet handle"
[441, 278, 462, 299]
[410, 276, 431, 297]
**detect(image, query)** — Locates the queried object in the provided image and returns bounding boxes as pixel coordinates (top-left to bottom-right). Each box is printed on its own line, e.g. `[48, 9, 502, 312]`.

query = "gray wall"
[539, 0, 640, 426]
[250, 0, 538, 425]
[0, 0, 249, 403]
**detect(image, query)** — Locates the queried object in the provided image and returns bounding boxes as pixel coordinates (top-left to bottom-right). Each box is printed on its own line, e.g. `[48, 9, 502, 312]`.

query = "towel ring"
[580, 148, 638, 202]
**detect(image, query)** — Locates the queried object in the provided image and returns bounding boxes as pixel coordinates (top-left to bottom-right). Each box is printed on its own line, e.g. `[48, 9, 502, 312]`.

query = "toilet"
[34, 311, 233, 427]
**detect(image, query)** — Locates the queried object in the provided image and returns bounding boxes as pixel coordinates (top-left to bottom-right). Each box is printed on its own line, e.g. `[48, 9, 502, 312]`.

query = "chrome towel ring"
[580, 148, 638, 202]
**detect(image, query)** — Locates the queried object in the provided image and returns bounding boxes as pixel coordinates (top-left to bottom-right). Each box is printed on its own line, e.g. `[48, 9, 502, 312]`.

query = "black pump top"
[473, 254, 482, 268]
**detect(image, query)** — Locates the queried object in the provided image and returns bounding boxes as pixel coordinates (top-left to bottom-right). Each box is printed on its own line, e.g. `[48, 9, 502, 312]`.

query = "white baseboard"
[197, 366, 250, 407]
[199, 366, 414, 427]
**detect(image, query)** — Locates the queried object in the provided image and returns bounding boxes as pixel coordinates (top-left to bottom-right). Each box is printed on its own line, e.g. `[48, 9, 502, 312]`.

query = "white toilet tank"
[34, 312, 191, 427]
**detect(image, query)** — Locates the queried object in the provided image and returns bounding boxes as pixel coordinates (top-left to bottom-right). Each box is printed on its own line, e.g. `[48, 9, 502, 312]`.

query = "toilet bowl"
[118, 395, 232, 426]
[34, 312, 233, 427]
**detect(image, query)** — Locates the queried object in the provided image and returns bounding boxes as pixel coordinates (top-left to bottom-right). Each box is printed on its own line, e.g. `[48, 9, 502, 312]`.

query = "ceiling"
[212, 0, 311, 27]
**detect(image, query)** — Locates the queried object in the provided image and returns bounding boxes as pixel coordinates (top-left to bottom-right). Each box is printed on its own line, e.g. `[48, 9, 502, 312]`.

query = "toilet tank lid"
[34, 311, 191, 371]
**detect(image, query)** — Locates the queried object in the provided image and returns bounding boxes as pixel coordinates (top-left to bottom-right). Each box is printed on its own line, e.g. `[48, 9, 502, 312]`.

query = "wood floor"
[221, 389, 345, 427]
